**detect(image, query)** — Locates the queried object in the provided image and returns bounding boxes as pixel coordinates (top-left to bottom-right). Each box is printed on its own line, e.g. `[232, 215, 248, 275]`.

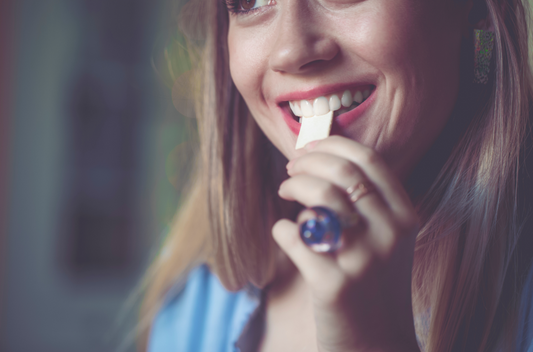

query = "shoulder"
[147, 264, 261, 352]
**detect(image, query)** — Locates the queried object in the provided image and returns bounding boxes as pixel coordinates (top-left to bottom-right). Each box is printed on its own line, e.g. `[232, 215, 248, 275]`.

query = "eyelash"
[224, 0, 263, 15]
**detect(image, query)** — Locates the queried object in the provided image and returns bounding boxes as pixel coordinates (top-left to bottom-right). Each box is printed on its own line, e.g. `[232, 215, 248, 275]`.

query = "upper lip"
[274, 81, 375, 105]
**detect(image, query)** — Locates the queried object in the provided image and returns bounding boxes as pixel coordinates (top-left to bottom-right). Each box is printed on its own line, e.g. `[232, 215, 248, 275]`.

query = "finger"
[282, 161, 394, 254]
[289, 152, 368, 188]
[272, 219, 344, 291]
[341, 213, 398, 263]
[299, 139, 417, 256]
[297, 208, 321, 223]
[287, 151, 391, 221]
[336, 235, 374, 279]
[279, 174, 353, 215]
[307, 136, 414, 216]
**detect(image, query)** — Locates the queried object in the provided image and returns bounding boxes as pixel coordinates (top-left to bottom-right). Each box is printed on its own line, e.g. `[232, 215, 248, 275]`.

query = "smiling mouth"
[286, 85, 376, 123]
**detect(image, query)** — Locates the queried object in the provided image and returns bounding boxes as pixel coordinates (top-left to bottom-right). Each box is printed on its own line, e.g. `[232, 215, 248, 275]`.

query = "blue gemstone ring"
[299, 206, 357, 253]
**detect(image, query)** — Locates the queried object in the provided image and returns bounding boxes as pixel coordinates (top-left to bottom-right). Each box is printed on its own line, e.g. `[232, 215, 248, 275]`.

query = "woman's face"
[227, 0, 470, 179]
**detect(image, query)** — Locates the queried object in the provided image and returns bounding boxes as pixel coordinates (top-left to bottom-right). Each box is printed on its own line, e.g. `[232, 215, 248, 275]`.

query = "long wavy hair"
[140, 0, 533, 351]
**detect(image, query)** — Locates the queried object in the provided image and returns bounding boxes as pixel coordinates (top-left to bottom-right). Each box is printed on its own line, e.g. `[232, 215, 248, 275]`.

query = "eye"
[241, 0, 257, 10]
[226, 0, 270, 14]
[241, 0, 269, 10]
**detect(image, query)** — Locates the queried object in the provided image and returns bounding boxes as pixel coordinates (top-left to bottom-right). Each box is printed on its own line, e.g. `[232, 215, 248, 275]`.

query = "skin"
[227, 0, 473, 351]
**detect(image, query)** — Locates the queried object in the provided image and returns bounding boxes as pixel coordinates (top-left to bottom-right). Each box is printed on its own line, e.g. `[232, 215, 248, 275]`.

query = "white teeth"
[300, 100, 314, 117]
[313, 96, 330, 116]
[289, 101, 303, 116]
[329, 95, 341, 111]
[341, 90, 353, 107]
[288, 87, 373, 118]
[353, 91, 363, 104]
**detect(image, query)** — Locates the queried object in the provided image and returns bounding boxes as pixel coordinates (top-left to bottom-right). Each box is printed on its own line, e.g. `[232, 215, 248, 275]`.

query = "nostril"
[299, 59, 326, 71]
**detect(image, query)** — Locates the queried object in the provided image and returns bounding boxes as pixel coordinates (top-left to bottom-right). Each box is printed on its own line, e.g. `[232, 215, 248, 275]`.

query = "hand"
[273, 136, 421, 352]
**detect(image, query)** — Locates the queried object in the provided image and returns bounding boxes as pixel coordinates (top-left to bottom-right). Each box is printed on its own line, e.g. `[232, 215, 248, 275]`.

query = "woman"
[141, 0, 533, 350]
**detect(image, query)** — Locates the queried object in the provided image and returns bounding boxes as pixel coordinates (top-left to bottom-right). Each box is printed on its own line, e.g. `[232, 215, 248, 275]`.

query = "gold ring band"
[346, 181, 374, 204]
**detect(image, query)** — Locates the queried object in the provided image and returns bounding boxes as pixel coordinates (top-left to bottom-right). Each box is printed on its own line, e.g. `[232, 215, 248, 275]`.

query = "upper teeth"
[289, 88, 371, 117]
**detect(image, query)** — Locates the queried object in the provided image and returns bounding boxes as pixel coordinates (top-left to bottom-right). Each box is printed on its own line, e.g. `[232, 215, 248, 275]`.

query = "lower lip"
[281, 89, 376, 135]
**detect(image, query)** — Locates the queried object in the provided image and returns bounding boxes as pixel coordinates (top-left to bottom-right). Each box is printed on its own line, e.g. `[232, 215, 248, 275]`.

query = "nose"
[268, 1, 339, 74]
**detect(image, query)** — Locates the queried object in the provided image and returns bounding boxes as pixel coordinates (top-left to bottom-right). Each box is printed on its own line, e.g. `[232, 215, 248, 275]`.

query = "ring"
[299, 206, 359, 253]
[346, 181, 374, 204]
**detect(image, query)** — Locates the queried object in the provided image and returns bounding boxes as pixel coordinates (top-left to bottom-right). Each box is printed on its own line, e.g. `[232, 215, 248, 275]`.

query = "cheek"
[229, 26, 296, 157]
[228, 27, 268, 103]
[357, 20, 424, 84]
[342, 2, 458, 84]
[337, 8, 428, 135]
[356, 5, 459, 108]
[335, 3, 461, 173]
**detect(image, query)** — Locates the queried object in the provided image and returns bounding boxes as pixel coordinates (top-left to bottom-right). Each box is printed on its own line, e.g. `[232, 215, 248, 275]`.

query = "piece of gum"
[295, 111, 334, 150]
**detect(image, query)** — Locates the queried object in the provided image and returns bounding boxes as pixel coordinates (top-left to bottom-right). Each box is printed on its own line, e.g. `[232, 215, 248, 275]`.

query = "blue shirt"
[148, 264, 533, 352]
[148, 265, 262, 352]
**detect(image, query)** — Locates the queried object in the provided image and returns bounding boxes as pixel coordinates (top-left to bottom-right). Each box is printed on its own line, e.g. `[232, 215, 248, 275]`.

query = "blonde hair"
[140, 0, 533, 351]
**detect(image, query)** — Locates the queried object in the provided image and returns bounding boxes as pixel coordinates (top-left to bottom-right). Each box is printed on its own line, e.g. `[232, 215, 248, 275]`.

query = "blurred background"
[0, 0, 193, 351]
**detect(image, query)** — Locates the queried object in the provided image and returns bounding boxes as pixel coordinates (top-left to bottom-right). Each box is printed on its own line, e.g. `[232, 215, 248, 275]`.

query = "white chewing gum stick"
[295, 111, 334, 150]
